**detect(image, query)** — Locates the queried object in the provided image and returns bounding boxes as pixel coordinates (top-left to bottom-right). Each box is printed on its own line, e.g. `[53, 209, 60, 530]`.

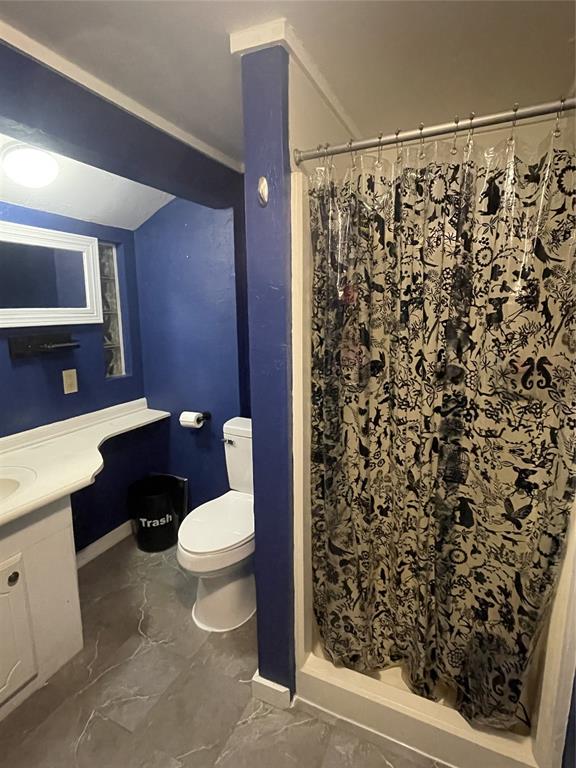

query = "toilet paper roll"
[179, 411, 205, 429]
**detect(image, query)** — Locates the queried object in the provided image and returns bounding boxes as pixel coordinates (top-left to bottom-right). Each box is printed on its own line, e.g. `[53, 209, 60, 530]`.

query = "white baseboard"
[293, 695, 461, 767]
[76, 520, 133, 569]
[251, 670, 292, 710]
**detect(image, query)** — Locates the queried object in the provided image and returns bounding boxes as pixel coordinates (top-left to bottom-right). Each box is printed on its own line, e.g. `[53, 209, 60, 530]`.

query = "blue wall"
[0, 201, 143, 437]
[241, 46, 294, 692]
[0, 40, 250, 419]
[135, 198, 240, 510]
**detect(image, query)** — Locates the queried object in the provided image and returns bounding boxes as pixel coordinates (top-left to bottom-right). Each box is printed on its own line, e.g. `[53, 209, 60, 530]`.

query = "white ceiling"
[0, 1, 574, 166]
[0, 132, 173, 230]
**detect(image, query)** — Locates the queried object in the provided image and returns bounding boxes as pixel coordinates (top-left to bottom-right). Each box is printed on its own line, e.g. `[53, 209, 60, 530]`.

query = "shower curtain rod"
[293, 97, 576, 165]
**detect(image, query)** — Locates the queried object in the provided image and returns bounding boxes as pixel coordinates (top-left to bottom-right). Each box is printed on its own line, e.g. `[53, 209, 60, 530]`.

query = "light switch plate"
[62, 368, 78, 394]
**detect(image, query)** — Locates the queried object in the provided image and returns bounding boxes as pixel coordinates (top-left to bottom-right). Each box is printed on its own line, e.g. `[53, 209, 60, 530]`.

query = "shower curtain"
[309, 133, 575, 730]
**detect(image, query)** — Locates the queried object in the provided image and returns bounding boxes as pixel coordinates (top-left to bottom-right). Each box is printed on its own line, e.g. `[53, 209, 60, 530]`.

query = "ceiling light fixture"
[1, 144, 59, 188]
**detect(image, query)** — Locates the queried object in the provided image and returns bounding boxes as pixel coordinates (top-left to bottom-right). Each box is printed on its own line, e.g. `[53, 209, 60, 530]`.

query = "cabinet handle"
[8, 571, 19, 587]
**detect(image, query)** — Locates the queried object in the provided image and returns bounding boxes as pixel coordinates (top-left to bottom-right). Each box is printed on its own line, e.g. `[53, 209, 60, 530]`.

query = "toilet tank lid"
[223, 417, 252, 438]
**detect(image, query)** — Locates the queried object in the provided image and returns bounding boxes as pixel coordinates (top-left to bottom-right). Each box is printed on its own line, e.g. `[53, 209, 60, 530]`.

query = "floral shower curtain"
[309, 134, 575, 730]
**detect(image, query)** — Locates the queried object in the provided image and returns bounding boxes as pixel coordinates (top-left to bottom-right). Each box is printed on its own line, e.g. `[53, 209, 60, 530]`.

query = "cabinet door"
[0, 552, 37, 705]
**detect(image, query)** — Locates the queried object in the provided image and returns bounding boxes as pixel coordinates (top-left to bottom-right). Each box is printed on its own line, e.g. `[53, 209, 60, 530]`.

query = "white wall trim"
[291, 170, 313, 669]
[532, 509, 576, 768]
[251, 670, 292, 710]
[230, 19, 360, 140]
[0, 20, 243, 173]
[294, 695, 462, 768]
[76, 520, 132, 569]
[297, 655, 536, 768]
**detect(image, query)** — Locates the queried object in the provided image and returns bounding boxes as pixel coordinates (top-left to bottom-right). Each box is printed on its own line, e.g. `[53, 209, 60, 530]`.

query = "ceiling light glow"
[2, 145, 59, 188]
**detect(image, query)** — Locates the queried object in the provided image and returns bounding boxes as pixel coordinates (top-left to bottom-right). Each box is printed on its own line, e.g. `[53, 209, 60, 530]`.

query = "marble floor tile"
[191, 615, 258, 683]
[320, 727, 442, 768]
[80, 636, 187, 732]
[135, 578, 211, 659]
[77, 538, 149, 606]
[213, 699, 331, 768]
[135, 656, 252, 768]
[73, 716, 183, 768]
[78, 540, 196, 607]
[0, 677, 69, 759]
[6, 638, 187, 767]
[10, 702, 183, 768]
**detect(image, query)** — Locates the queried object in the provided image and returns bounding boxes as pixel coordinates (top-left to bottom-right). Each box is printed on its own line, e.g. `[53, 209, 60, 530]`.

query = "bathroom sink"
[0, 466, 37, 502]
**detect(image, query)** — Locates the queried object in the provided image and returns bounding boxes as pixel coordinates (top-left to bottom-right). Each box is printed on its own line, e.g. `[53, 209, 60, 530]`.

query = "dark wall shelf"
[8, 333, 80, 359]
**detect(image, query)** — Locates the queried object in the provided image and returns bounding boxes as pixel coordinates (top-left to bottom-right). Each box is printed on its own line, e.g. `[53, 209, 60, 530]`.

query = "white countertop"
[0, 399, 170, 527]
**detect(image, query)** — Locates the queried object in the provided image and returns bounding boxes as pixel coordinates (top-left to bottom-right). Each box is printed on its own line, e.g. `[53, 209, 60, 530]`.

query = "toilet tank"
[223, 418, 253, 494]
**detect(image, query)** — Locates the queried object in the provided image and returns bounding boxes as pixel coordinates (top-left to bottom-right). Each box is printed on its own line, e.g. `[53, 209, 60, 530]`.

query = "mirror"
[0, 241, 86, 309]
[0, 221, 102, 327]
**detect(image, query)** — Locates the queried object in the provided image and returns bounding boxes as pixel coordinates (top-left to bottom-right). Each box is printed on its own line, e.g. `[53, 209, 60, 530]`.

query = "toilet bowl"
[177, 418, 255, 632]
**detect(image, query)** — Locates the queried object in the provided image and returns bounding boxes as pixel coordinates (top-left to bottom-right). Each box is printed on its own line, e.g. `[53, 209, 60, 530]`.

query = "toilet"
[177, 417, 255, 632]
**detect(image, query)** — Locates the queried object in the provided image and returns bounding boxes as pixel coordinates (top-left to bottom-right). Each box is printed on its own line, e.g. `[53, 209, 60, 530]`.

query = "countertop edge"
[0, 402, 170, 528]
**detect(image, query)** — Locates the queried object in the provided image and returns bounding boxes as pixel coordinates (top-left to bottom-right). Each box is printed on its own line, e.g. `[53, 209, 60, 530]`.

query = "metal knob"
[8, 571, 19, 587]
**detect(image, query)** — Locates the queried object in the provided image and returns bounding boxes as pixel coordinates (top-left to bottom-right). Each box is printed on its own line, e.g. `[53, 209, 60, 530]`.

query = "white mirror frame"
[0, 220, 103, 328]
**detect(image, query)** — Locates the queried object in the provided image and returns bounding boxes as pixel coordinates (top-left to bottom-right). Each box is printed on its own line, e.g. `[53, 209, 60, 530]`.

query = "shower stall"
[290, 106, 575, 768]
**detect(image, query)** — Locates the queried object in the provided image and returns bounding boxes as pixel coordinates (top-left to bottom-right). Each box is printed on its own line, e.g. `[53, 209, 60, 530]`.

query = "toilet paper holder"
[179, 411, 211, 429]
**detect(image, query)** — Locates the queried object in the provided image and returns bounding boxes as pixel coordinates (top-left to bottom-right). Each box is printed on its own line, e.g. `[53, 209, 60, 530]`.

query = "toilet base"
[192, 601, 256, 633]
[192, 558, 256, 632]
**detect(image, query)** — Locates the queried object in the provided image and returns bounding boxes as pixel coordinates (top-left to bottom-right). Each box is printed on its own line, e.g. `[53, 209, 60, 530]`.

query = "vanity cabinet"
[0, 497, 82, 718]
[0, 553, 37, 704]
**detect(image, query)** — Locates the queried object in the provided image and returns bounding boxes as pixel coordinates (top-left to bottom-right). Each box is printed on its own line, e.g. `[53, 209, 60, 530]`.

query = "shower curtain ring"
[466, 112, 476, 150]
[418, 123, 426, 159]
[322, 143, 331, 184]
[348, 138, 357, 172]
[553, 97, 565, 138]
[450, 116, 460, 156]
[395, 129, 403, 165]
[509, 103, 519, 144]
[376, 132, 383, 167]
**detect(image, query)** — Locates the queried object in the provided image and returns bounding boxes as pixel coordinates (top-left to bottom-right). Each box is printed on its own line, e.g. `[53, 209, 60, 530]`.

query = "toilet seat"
[177, 491, 254, 574]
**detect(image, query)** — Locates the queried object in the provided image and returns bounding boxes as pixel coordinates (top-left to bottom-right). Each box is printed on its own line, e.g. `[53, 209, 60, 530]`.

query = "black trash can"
[128, 474, 188, 552]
